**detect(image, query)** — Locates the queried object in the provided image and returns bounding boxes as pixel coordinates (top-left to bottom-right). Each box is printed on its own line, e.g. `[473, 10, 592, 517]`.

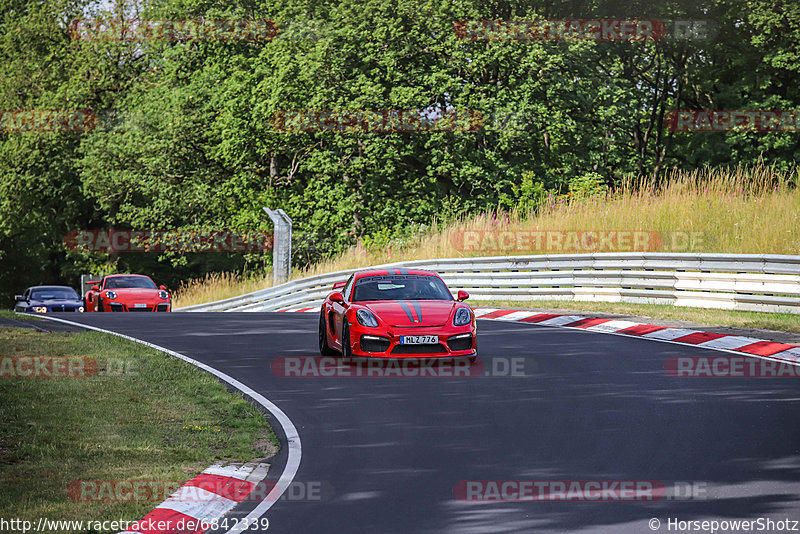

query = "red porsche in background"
[319, 269, 476, 359]
[84, 274, 171, 312]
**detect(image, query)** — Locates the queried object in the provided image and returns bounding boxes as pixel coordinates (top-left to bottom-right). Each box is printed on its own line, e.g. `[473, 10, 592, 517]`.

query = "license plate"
[133, 303, 147, 308]
[400, 335, 438, 345]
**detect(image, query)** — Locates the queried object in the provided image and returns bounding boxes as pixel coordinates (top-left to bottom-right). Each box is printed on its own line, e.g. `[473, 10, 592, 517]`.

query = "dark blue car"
[14, 285, 84, 313]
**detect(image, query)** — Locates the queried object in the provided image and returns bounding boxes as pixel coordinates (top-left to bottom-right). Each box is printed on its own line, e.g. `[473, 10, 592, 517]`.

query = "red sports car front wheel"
[341, 321, 354, 362]
[319, 312, 337, 356]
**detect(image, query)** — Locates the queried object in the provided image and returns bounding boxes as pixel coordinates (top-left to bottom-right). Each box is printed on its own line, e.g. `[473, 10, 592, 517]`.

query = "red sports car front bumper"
[348, 323, 476, 358]
[101, 299, 171, 312]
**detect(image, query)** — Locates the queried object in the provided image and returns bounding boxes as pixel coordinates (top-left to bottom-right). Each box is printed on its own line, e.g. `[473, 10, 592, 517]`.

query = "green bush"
[567, 172, 608, 202]
[501, 171, 548, 216]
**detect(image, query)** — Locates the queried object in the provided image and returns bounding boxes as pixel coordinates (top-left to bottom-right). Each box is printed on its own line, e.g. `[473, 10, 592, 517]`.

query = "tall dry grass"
[173, 272, 270, 308]
[173, 164, 800, 308]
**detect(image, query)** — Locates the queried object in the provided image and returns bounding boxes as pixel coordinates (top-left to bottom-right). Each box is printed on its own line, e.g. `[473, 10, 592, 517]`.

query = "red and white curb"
[121, 462, 269, 534]
[276, 306, 800, 365]
[470, 307, 800, 365]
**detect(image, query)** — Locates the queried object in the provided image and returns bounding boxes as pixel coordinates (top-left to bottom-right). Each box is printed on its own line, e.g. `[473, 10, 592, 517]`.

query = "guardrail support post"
[263, 207, 293, 285]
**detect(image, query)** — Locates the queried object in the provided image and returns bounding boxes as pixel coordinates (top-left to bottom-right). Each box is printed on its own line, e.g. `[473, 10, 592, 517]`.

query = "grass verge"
[0, 323, 277, 533]
[472, 299, 800, 334]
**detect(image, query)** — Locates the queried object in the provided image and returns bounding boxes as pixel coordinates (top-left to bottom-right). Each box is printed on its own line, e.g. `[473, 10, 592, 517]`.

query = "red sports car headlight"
[356, 309, 379, 327]
[453, 307, 471, 326]
[158, 290, 169, 299]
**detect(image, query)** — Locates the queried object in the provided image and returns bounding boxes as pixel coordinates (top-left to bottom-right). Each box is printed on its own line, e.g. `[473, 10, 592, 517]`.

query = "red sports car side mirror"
[332, 281, 346, 290]
[330, 292, 345, 304]
[457, 290, 469, 301]
[159, 285, 167, 290]
[91, 285, 100, 292]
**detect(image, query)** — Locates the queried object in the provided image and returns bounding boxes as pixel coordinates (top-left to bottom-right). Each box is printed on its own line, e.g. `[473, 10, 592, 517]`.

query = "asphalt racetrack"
[54, 313, 800, 533]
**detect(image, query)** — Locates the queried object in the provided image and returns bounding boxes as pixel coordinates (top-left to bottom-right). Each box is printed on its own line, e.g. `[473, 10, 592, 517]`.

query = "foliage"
[500, 171, 548, 216]
[566, 172, 608, 202]
[1, 0, 800, 301]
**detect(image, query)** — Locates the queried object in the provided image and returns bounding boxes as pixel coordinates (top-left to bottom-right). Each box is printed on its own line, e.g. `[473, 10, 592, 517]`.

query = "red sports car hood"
[364, 300, 456, 327]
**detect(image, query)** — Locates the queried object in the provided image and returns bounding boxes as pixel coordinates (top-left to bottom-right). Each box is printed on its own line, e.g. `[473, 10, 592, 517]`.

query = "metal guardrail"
[174, 253, 800, 314]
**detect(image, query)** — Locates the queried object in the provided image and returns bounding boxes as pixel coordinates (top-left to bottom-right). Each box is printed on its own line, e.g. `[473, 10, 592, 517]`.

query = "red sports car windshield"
[352, 275, 453, 302]
[104, 276, 157, 289]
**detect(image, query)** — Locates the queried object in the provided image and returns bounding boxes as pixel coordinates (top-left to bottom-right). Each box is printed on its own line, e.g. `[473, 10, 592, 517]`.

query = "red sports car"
[84, 274, 171, 312]
[319, 269, 476, 359]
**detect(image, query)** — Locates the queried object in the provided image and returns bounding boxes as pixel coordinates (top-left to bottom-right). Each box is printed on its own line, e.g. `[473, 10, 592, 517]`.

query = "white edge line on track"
[17, 313, 301, 534]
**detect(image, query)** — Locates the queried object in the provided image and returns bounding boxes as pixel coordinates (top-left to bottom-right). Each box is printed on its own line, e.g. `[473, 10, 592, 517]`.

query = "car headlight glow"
[33, 306, 47, 313]
[78, 306, 85, 312]
[356, 309, 379, 327]
[105, 291, 117, 299]
[453, 307, 472, 326]
[158, 290, 169, 299]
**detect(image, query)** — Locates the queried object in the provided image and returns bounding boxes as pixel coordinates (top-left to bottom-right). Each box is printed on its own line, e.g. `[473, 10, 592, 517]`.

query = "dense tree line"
[1, 0, 798, 300]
